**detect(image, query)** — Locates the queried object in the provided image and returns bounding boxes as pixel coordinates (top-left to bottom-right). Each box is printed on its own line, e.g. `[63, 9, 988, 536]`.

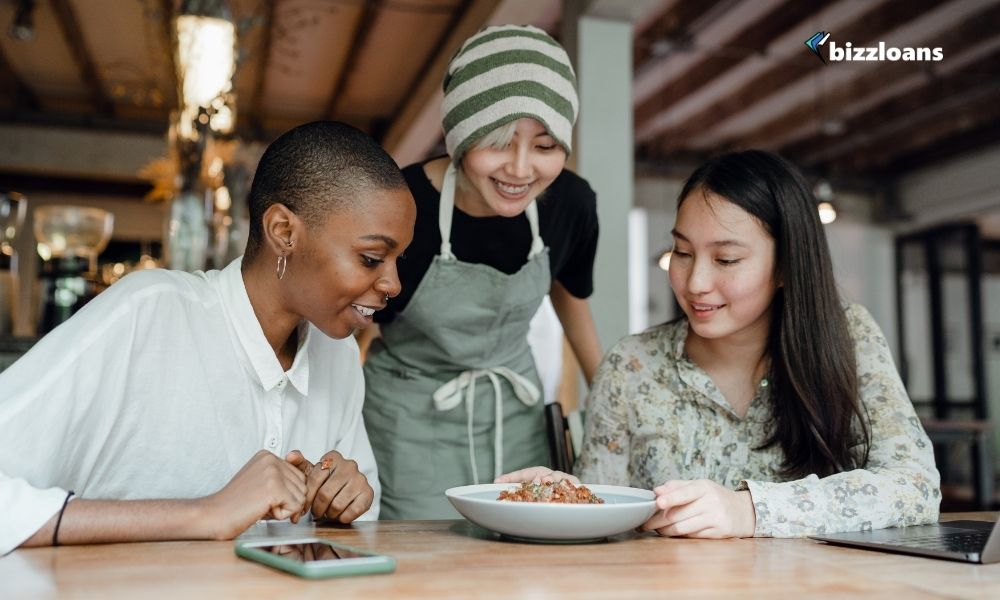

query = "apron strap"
[438, 163, 458, 260]
[438, 162, 544, 262]
[432, 367, 541, 484]
[525, 201, 543, 260]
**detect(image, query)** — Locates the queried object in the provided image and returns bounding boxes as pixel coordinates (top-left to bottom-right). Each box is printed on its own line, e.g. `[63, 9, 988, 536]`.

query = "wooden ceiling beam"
[632, 0, 724, 71]
[881, 119, 1000, 176]
[0, 170, 153, 197]
[784, 49, 1000, 165]
[0, 109, 166, 134]
[816, 83, 1000, 175]
[323, 0, 381, 120]
[633, 0, 831, 128]
[158, 0, 179, 109]
[0, 43, 39, 112]
[51, 0, 114, 116]
[650, 0, 946, 155]
[720, 2, 1000, 153]
[381, 0, 496, 156]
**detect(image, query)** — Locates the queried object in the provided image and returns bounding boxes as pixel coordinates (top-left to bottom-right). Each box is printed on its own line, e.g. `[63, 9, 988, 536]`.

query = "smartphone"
[235, 538, 396, 579]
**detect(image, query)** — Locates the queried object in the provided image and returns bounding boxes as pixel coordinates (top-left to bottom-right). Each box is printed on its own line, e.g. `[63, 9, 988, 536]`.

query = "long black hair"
[677, 150, 870, 479]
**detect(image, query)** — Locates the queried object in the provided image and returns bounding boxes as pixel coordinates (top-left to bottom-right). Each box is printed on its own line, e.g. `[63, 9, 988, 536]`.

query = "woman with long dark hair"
[500, 150, 940, 538]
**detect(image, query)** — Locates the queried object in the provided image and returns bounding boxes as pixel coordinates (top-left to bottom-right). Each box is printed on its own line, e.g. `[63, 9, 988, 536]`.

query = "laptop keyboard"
[902, 531, 990, 553]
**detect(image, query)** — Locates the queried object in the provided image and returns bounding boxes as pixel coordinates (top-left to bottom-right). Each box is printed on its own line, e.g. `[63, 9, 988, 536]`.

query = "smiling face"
[456, 118, 567, 217]
[284, 186, 415, 339]
[668, 189, 779, 347]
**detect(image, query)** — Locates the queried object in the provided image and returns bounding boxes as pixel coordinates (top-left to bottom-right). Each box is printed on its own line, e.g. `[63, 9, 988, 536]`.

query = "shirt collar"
[666, 317, 737, 416]
[666, 317, 772, 422]
[218, 258, 310, 395]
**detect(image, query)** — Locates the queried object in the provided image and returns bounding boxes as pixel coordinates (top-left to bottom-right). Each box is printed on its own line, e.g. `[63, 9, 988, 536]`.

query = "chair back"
[544, 402, 573, 473]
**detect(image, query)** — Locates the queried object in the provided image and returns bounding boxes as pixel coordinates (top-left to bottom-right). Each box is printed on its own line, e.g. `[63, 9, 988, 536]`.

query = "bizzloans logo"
[805, 31, 943, 63]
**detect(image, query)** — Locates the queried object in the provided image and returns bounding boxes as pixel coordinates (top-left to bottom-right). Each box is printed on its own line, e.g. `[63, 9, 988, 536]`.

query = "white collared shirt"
[0, 258, 379, 554]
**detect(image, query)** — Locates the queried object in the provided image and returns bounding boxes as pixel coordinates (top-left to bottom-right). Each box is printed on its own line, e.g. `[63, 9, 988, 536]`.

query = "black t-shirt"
[376, 159, 599, 324]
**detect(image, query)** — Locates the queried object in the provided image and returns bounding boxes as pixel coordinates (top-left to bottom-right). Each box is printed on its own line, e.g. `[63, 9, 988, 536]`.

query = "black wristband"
[52, 490, 75, 547]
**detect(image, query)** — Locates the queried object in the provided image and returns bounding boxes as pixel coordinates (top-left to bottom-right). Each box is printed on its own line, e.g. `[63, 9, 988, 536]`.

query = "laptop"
[811, 519, 999, 563]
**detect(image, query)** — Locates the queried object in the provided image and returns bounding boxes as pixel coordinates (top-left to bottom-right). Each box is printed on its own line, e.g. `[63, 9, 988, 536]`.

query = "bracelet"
[52, 490, 75, 547]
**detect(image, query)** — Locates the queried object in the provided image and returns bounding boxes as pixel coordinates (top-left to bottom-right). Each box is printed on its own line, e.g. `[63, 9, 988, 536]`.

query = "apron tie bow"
[432, 367, 541, 484]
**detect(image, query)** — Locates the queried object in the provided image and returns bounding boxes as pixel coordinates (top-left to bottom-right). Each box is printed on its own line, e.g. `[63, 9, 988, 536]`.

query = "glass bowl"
[33, 206, 114, 258]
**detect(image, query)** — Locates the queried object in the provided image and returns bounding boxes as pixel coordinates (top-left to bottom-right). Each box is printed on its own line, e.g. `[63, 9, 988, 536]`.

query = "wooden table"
[3, 514, 998, 599]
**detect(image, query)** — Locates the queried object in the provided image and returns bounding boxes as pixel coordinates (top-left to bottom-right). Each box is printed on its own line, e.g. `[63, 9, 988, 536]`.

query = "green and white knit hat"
[442, 24, 579, 165]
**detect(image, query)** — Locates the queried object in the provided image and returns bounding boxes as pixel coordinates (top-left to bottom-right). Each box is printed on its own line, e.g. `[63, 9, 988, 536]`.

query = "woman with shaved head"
[0, 121, 415, 552]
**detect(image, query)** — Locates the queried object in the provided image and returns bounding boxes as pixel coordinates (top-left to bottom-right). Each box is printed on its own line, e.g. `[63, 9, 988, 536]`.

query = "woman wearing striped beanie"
[363, 24, 603, 519]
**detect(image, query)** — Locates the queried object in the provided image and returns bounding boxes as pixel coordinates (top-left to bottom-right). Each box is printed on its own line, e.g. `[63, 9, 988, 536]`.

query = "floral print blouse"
[575, 304, 941, 537]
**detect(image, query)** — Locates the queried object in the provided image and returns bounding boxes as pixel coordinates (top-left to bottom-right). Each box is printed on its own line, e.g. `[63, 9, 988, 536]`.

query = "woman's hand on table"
[199, 450, 308, 539]
[495, 466, 580, 484]
[287, 450, 374, 524]
[642, 479, 756, 539]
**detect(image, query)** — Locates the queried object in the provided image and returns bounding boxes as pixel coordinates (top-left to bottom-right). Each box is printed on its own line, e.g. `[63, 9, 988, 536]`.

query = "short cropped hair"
[245, 121, 406, 259]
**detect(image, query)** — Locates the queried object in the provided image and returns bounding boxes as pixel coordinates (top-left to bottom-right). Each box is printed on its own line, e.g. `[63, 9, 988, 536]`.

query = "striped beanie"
[442, 24, 579, 165]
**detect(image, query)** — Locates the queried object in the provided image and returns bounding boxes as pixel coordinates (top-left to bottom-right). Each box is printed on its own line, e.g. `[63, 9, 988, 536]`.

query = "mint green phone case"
[235, 538, 396, 579]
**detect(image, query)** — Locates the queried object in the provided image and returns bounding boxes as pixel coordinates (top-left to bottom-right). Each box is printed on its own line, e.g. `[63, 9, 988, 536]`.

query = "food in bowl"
[497, 480, 605, 504]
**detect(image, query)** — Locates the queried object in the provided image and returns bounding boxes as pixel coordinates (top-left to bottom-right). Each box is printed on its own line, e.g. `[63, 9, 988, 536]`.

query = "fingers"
[642, 499, 702, 531]
[495, 467, 552, 483]
[302, 451, 345, 515]
[268, 469, 308, 521]
[303, 463, 329, 515]
[641, 501, 713, 537]
[315, 475, 372, 523]
[243, 449, 375, 524]
[208, 450, 312, 537]
[306, 452, 373, 522]
[258, 453, 306, 521]
[656, 513, 717, 538]
[312, 472, 350, 518]
[282, 467, 309, 524]
[653, 479, 690, 495]
[336, 487, 375, 524]
[654, 480, 704, 510]
[555, 471, 581, 484]
[285, 450, 312, 476]
[494, 466, 579, 483]
[281, 461, 308, 494]
[645, 480, 748, 539]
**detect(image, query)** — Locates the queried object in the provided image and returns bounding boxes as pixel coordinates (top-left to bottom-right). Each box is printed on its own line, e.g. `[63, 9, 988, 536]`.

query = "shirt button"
[276, 379, 286, 389]
[267, 437, 277, 448]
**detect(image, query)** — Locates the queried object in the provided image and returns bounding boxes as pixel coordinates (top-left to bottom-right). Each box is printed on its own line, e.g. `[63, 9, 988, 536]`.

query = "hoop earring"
[276, 254, 287, 280]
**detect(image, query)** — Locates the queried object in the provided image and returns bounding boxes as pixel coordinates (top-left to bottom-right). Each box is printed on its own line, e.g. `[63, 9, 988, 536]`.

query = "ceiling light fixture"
[813, 179, 837, 224]
[163, 0, 241, 273]
[9, 0, 36, 41]
[821, 118, 845, 136]
[174, 0, 237, 140]
[817, 201, 837, 224]
[658, 250, 672, 272]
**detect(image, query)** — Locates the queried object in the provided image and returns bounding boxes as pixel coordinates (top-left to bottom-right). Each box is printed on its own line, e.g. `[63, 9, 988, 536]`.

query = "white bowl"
[446, 483, 657, 542]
